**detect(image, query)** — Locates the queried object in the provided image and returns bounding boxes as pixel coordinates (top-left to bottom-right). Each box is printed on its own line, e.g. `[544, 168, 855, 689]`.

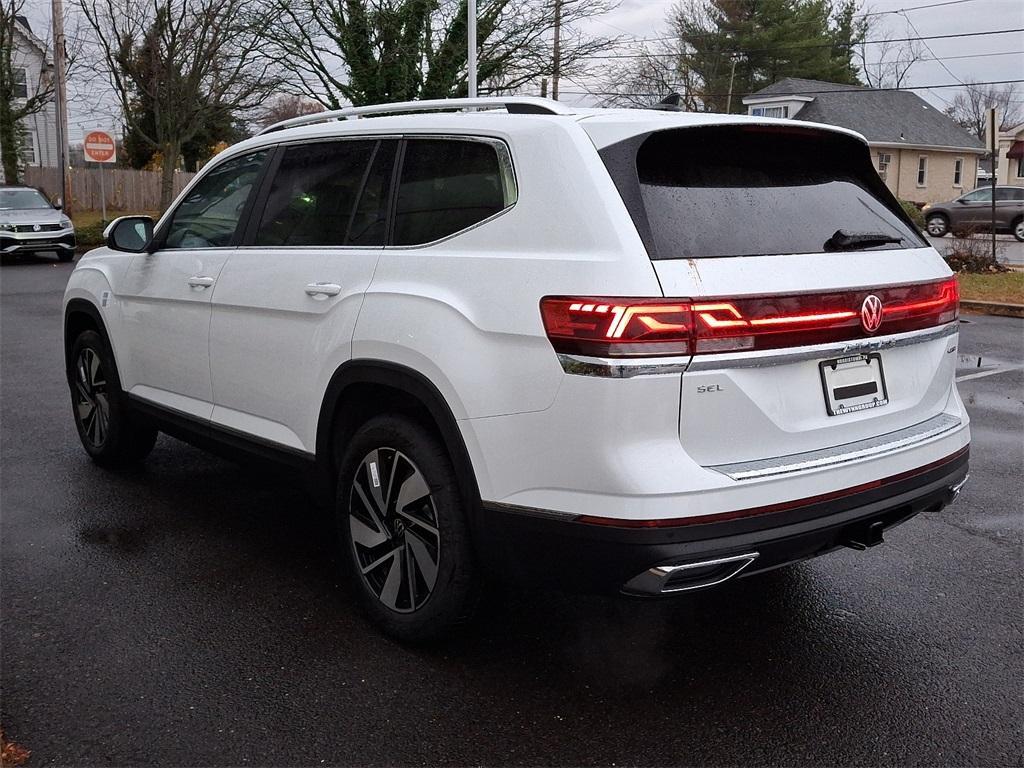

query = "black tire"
[1013, 217, 1024, 243]
[336, 414, 479, 642]
[925, 214, 949, 238]
[69, 330, 157, 468]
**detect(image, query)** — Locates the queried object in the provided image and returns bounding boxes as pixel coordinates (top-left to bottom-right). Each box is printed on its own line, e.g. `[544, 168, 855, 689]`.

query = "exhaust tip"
[622, 552, 759, 596]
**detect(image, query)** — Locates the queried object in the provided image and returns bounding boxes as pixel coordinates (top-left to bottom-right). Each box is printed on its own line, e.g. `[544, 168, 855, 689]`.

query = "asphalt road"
[2, 256, 1022, 766]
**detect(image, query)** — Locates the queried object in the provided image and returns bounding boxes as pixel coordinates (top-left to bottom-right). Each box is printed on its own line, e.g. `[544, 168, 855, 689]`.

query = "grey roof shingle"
[746, 77, 984, 151]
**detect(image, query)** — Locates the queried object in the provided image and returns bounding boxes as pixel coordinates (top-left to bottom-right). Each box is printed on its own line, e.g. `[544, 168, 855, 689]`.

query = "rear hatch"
[592, 121, 960, 468]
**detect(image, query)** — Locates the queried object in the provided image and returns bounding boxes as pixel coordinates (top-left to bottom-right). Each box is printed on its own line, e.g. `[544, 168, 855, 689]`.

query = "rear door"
[995, 186, 1024, 227]
[594, 124, 959, 468]
[207, 138, 397, 453]
[117, 150, 269, 419]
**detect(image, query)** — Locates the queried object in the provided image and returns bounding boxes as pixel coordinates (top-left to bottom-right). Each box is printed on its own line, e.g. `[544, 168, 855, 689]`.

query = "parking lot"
[1, 257, 1021, 766]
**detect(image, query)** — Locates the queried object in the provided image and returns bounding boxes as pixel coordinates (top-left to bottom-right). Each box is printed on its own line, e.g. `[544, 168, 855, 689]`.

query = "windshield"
[0, 188, 52, 210]
[599, 125, 926, 260]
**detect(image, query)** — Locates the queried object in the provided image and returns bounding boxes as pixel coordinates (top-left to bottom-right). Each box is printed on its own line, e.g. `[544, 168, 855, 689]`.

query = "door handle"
[305, 282, 342, 298]
[188, 275, 216, 289]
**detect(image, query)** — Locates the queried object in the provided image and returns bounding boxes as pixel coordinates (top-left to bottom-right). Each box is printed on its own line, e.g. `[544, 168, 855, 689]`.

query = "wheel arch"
[315, 360, 482, 512]
[63, 298, 112, 381]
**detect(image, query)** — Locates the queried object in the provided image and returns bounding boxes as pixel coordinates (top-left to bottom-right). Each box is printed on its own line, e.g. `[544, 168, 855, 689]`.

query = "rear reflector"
[541, 277, 958, 358]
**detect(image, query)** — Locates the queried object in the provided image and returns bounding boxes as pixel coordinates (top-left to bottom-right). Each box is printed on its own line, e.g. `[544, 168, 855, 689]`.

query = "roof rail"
[258, 96, 575, 135]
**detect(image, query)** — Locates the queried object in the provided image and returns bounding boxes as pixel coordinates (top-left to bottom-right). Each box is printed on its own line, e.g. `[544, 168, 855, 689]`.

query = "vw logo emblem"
[861, 294, 883, 333]
[32, 224, 41, 232]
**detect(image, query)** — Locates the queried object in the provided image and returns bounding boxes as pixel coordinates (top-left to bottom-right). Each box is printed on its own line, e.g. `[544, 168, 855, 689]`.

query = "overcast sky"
[22, 0, 1024, 141]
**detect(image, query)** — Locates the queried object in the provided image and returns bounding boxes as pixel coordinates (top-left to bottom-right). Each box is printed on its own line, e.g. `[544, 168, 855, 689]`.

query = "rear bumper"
[474, 447, 968, 595]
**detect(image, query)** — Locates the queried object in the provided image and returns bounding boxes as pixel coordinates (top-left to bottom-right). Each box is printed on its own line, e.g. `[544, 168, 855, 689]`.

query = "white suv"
[63, 97, 970, 640]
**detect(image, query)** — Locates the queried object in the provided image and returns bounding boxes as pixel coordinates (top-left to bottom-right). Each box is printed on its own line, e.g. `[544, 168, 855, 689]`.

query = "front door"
[117, 150, 269, 419]
[208, 139, 398, 453]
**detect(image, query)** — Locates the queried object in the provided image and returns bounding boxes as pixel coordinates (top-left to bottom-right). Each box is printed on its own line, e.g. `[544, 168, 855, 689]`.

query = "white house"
[0, 16, 59, 182]
[993, 121, 1024, 186]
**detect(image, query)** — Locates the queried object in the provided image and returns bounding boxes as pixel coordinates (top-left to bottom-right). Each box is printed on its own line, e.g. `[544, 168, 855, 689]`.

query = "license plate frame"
[818, 352, 889, 417]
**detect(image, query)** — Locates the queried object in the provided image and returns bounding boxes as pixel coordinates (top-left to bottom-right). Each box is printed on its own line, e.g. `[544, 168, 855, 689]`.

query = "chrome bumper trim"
[708, 412, 964, 480]
[556, 353, 691, 378]
[686, 323, 958, 372]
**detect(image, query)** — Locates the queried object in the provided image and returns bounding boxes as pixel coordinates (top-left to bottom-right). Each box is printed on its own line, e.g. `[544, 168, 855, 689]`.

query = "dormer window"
[751, 105, 789, 119]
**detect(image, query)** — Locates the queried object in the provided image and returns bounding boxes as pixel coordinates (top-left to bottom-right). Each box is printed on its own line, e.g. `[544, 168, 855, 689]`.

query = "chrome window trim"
[707, 412, 964, 480]
[686, 322, 958, 372]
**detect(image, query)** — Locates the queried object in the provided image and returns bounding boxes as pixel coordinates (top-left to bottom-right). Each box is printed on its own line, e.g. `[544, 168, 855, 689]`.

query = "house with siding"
[0, 16, 59, 183]
[742, 78, 985, 205]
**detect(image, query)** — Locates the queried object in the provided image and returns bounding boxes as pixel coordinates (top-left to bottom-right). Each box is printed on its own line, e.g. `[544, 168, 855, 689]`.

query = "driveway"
[1, 257, 1021, 766]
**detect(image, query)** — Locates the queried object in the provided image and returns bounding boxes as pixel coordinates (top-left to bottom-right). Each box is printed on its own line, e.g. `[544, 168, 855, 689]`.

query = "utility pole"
[51, 0, 70, 214]
[551, 0, 561, 101]
[467, 0, 477, 98]
[725, 56, 737, 113]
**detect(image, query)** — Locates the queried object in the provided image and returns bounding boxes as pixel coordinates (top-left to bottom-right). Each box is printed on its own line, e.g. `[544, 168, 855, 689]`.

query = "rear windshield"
[601, 126, 925, 260]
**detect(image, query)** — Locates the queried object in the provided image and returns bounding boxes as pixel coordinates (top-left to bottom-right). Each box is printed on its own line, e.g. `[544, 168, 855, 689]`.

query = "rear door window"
[601, 126, 925, 260]
[393, 138, 516, 246]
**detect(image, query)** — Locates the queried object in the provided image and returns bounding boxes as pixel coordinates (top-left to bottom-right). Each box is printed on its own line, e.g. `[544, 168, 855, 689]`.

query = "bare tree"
[77, 0, 280, 208]
[1, 0, 56, 183]
[261, 0, 619, 109]
[855, 15, 922, 89]
[945, 81, 1024, 140]
[596, 42, 702, 110]
[257, 94, 324, 129]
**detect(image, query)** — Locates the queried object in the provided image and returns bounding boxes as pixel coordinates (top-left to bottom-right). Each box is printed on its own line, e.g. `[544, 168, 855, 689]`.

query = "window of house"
[1017, 157, 1024, 178]
[393, 138, 516, 246]
[163, 151, 268, 249]
[19, 131, 38, 166]
[255, 139, 383, 247]
[917, 156, 928, 186]
[13, 68, 28, 99]
[877, 153, 892, 178]
[751, 106, 788, 118]
[953, 157, 963, 187]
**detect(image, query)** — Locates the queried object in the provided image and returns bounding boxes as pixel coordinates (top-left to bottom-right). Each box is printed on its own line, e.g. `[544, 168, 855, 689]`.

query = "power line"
[860, 0, 980, 16]
[558, 77, 1024, 99]
[580, 27, 1024, 60]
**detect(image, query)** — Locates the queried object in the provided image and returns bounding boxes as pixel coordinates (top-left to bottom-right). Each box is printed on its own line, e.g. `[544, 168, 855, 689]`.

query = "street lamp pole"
[467, 0, 477, 98]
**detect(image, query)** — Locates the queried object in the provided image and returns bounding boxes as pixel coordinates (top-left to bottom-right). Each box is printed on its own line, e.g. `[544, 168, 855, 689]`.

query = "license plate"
[819, 353, 889, 416]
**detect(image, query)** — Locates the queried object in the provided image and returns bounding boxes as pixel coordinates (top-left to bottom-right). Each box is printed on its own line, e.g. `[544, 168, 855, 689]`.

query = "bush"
[75, 220, 109, 248]
[899, 199, 926, 231]
[943, 226, 1011, 274]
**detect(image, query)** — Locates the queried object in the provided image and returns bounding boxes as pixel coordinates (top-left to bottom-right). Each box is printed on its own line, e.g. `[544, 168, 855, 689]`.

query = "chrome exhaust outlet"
[950, 473, 969, 500]
[622, 552, 759, 596]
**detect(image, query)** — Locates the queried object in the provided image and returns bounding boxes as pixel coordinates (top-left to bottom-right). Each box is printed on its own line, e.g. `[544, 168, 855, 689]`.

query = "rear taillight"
[541, 277, 958, 358]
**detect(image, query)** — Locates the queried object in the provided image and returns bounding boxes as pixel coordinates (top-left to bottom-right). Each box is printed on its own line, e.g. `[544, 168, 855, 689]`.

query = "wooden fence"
[24, 165, 196, 214]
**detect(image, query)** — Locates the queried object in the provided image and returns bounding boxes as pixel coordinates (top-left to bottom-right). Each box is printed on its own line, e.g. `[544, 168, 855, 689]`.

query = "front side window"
[953, 158, 963, 187]
[255, 140, 381, 247]
[960, 188, 992, 203]
[393, 138, 516, 246]
[163, 151, 268, 249]
[917, 156, 928, 186]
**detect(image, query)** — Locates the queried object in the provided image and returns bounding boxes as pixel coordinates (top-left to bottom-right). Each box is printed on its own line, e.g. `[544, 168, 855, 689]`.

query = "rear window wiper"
[824, 229, 904, 252]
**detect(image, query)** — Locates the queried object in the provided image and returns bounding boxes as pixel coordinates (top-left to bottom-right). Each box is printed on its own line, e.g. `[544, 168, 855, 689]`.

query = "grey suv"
[0, 186, 76, 261]
[923, 185, 1024, 241]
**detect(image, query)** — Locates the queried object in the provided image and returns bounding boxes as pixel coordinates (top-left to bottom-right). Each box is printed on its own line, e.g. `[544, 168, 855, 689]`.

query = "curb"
[960, 299, 1024, 318]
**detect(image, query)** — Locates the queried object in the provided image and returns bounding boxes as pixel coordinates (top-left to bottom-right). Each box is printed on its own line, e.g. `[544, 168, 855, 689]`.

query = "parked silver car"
[923, 185, 1024, 242]
[0, 186, 77, 261]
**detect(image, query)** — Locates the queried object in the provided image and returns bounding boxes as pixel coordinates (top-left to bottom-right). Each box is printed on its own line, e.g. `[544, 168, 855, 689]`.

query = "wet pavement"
[2, 258, 1022, 766]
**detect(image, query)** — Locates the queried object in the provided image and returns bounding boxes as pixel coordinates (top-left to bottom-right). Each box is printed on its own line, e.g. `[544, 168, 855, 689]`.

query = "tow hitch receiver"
[841, 519, 886, 551]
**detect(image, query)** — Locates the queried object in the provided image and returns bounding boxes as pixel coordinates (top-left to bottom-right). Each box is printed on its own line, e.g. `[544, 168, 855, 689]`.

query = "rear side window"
[602, 126, 925, 259]
[256, 140, 381, 246]
[996, 187, 1024, 201]
[393, 138, 516, 246]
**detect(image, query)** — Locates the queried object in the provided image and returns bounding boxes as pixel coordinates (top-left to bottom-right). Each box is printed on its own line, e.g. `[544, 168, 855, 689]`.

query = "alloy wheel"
[926, 216, 947, 237]
[1015, 220, 1024, 242]
[74, 348, 110, 448]
[349, 448, 441, 613]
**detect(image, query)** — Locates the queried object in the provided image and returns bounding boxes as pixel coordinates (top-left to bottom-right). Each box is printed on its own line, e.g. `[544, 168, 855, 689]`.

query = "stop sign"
[83, 130, 116, 163]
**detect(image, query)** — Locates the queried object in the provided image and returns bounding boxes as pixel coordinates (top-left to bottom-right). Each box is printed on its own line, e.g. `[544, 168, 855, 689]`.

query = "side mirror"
[105, 216, 154, 253]
[956, 198, 967, 204]
[53, 200, 63, 210]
